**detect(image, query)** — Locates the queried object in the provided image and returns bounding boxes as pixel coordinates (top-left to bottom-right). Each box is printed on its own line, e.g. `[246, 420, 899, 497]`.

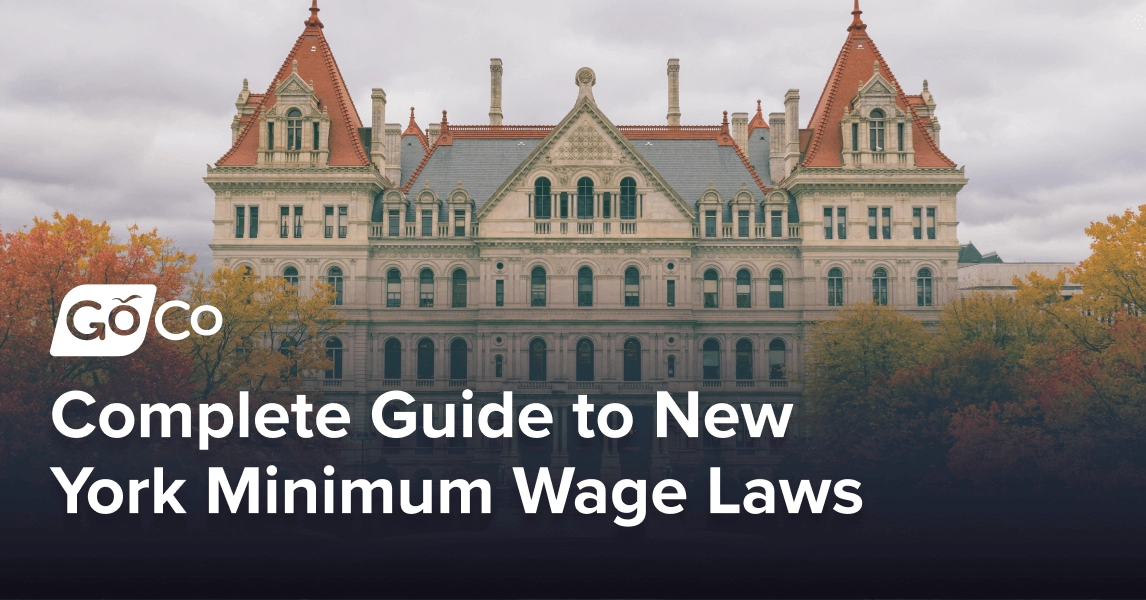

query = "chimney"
[666, 58, 681, 126]
[783, 89, 800, 176]
[370, 88, 387, 171]
[427, 122, 441, 146]
[489, 58, 503, 126]
[769, 111, 786, 181]
[731, 112, 748, 150]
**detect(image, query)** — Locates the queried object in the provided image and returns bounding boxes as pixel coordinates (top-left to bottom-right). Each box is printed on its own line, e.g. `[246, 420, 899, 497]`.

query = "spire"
[717, 110, 736, 146]
[436, 110, 454, 145]
[306, 0, 323, 28]
[748, 99, 769, 133]
[402, 107, 429, 149]
[848, 0, 866, 34]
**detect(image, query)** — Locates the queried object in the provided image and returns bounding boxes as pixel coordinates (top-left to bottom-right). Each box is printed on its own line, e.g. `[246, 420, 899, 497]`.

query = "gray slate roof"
[399, 134, 426, 188]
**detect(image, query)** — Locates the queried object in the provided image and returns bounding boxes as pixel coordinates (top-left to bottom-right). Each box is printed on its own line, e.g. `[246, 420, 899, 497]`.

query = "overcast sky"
[2, 0, 1144, 265]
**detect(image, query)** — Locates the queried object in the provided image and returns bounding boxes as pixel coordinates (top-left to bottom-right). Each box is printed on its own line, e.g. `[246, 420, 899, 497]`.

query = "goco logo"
[50, 284, 222, 357]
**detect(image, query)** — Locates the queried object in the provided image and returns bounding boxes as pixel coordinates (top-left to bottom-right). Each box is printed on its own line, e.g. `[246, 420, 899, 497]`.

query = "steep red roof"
[801, 1, 955, 168]
[747, 100, 769, 134]
[402, 107, 429, 149]
[217, 1, 369, 167]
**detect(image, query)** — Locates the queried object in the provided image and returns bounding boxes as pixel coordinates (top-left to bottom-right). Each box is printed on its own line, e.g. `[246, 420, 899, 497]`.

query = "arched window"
[576, 177, 594, 219]
[386, 268, 401, 307]
[531, 267, 546, 307]
[417, 339, 434, 380]
[534, 177, 552, 219]
[769, 339, 787, 380]
[241, 265, 255, 280]
[869, 108, 885, 152]
[529, 338, 547, 381]
[327, 266, 343, 305]
[452, 268, 467, 308]
[828, 267, 844, 307]
[624, 267, 640, 307]
[419, 268, 434, 307]
[769, 269, 784, 308]
[735, 339, 753, 380]
[577, 267, 593, 307]
[917, 267, 933, 307]
[667, 355, 676, 378]
[872, 267, 888, 306]
[702, 339, 720, 380]
[619, 177, 637, 219]
[576, 338, 594, 381]
[383, 338, 401, 380]
[324, 338, 343, 380]
[449, 338, 467, 381]
[279, 337, 297, 378]
[623, 338, 641, 381]
[287, 108, 302, 151]
[283, 266, 298, 289]
[494, 354, 504, 378]
[703, 269, 719, 308]
[736, 269, 751, 308]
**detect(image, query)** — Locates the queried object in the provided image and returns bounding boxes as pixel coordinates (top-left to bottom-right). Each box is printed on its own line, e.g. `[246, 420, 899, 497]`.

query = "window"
[419, 269, 434, 307]
[454, 210, 465, 237]
[666, 280, 676, 307]
[280, 206, 289, 238]
[623, 338, 641, 381]
[383, 339, 401, 380]
[283, 266, 299, 289]
[837, 207, 847, 240]
[267, 122, 274, 150]
[249, 206, 259, 238]
[293, 206, 303, 238]
[705, 211, 717, 238]
[703, 269, 719, 308]
[531, 267, 546, 307]
[576, 338, 594, 381]
[823, 207, 833, 239]
[313, 121, 320, 151]
[828, 267, 843, 307]
[738, 211, 750, 238]
[667, 355, 676, 378]
[735, 339, 752, 380]
[624, 267, 640, 307]
[769, 339, 786, 379]
[897, 122, 904, 151]
[287, 108, 302, 151]
[240, 265, 254, 280]
[494, 354, 503, 378]
[534, 178, 551, 219]
[620, 177, 637, 219]
[417, 339, 434, 380]
[529, 339, 547, 381]
[577, 177, 594, 219]
[338, 206, 348, 238]
[324, 338, 343, 380]
[324, 206, 334, 238]
[602, 192, 611, 219]
[388, 210, 400, 237]
[926, 207, 936, 240]
[736, 269, 751, 308]
[771, 211, 782, 238]
[851, 122, 859, 152]
[452, 269, 467, 308]
[577, 267, 593, 307]
[327, 266, 343, 306]
[495, 279, 504, 307]
[917, 268, 933, 307]
[913, 207, 922, 239]
[449, 339, 467, 381]
[869, 109, 885, 151]
[868, 207, 878, 240]
[278, 337, 297, 378]
[559, 192, 569, 219]
[872, 267, 888, 306]
[386, 269, 401, 307]
[882, 207, 892, 239]
[421, 210, 433, 237]
[769, 270, 784, 308]
[235, 206, 245, 238]
[702, 339, 720, 380]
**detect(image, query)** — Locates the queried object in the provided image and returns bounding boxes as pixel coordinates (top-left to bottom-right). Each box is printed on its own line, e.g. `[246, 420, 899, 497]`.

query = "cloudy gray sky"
[2, 0, 1144, 265]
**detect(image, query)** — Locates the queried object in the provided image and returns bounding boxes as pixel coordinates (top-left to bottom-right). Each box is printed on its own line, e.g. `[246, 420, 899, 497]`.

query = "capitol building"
[205, 1, 967, 481]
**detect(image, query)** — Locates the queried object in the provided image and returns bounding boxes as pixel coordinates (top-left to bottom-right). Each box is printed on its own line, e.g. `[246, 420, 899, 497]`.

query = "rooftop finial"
[441, 110, 449, 132]
[756, 99, 762, 114]
[306, 0, 323, 28]
[848, 0, 866, 33]
[409, 107, 416, 123]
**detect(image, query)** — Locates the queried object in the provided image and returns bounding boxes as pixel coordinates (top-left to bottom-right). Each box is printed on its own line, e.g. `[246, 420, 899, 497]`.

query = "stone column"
[489, 58, 503, 126]
[666, 58, 681, 126]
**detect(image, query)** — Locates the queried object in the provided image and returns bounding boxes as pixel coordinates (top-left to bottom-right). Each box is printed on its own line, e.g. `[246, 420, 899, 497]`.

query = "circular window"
[666, 262, 675, 271]
[495, 336, 503, 345]
[667, 336, 676, 344]
[496, 261, 505, 270]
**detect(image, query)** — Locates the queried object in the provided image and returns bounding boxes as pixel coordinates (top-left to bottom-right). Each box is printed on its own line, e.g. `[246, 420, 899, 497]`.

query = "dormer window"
[869, 109, 885, 151]
[286, 109, 302, 151]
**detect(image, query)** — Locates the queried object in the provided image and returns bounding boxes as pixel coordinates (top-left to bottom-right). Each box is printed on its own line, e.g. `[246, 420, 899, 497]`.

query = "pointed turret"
[217, 1, 369, 167]
[801, 0, 954, 168]
[747, 99, 768, 135]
